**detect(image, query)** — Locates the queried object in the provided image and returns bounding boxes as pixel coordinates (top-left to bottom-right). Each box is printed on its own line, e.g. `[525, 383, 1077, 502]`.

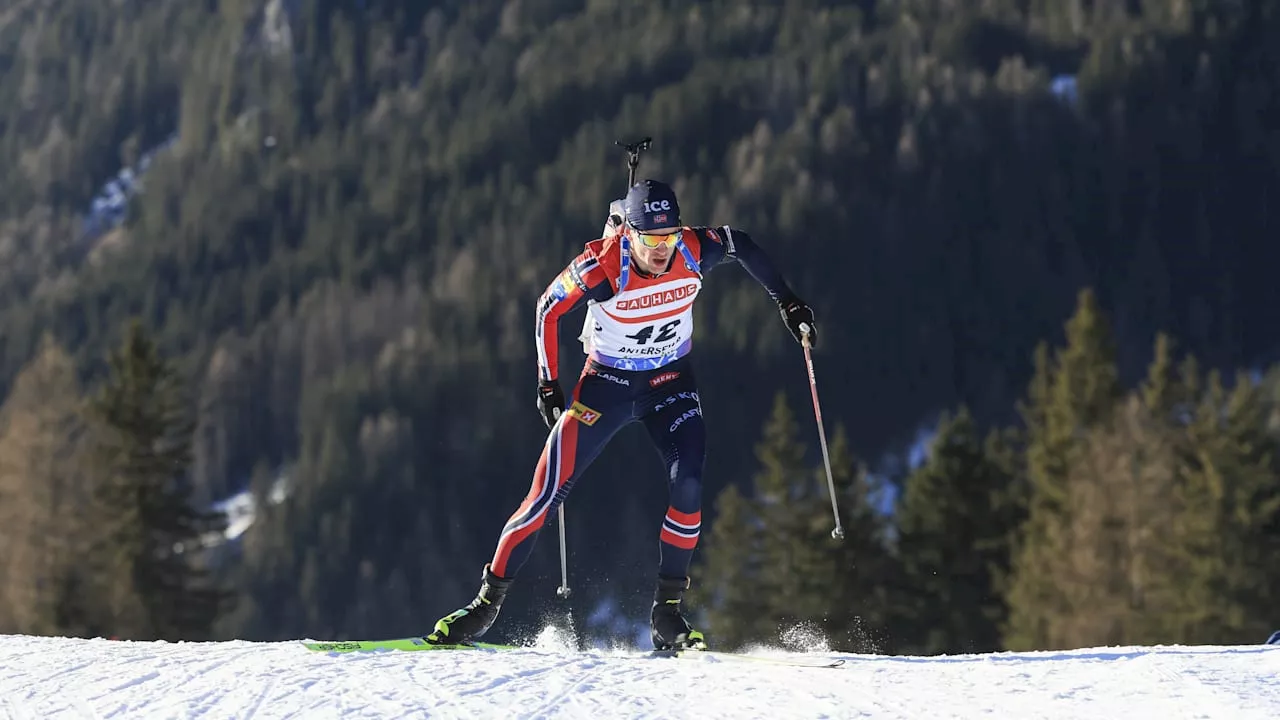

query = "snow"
[203, 473, 292, 548]
[1051, 74, 1078, 105]
[1, 634, 1277, 719]
[211, 491, 257, 541]
[81, 133, 178, 241]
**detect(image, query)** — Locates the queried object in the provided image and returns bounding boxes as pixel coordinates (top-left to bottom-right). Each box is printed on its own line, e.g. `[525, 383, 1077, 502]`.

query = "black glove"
[779, 297, 817, 348]
[536, 380, 566, 430]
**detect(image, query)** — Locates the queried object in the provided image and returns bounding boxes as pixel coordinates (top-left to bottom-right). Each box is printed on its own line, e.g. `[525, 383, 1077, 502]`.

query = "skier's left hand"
[779, 297, 817, 348]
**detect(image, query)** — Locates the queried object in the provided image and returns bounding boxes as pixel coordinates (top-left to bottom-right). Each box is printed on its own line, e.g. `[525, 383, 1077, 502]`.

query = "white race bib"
[580, 277, 701, 371]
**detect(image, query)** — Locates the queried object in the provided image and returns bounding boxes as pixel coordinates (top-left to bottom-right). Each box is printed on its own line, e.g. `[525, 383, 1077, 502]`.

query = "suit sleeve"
[536, 249, 614, 382]
[697, 226, 797, 304]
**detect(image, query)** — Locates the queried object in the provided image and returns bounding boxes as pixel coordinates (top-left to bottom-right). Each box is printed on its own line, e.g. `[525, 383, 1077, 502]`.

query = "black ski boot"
[426, 564, 513, 645]
[650, 575, 707, 651]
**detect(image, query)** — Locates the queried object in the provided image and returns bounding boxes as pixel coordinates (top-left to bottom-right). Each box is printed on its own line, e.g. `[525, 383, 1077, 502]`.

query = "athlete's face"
[629, 226, 679, 274]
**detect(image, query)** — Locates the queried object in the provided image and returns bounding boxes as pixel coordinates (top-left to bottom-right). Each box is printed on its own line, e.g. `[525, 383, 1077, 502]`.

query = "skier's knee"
[669, 469, 702, 506]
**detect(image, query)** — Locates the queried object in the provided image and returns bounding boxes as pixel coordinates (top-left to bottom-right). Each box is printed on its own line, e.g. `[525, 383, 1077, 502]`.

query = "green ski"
[301, 638, 518, 653]
[301, 637, 843, 668]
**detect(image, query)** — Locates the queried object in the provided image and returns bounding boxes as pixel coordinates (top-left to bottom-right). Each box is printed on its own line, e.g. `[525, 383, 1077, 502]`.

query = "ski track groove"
[839, 657, 920, 720]
[239, 673, 277, 720]
[362, 653, 459, 719]
[6, 641, 152, 719]
[97, 643, 248, 717]
[589, 650, 860, 719]
[743, 656, 883, 720]
[452, 650, 594, 698]
[515, 655, 610, 720]
[410, 648, 653, 719]
[19, 652, 102, 717]
[600, 653, 710, 720]
[287, 648, 471, 720]
[632, 650, 885, 720]
[1143, 647, 1280, 720]
[1145, 653, 1218, 720]
[0, 649, 44, 718]
[2, 695, 36, 720]
[403, 649, 509, 716]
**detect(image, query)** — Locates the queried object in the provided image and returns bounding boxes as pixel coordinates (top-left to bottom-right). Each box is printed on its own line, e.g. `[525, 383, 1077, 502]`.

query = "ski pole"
[800, 323, 844, 540]
[555, 504, 572, 598]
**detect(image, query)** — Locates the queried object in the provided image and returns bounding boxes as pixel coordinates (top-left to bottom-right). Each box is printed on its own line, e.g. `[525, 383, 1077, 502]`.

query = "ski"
[301, 638, 518, 653]
[301, 638, 844, 668]
[651, 648, 846, 669]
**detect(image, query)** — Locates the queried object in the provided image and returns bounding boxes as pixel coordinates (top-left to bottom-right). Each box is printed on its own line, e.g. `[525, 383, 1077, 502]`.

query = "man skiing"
[426, 179, 818, 651]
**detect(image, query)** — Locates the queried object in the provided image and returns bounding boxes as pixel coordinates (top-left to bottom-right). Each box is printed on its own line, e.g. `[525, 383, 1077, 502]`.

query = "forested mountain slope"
[0, 0, 1276, 646]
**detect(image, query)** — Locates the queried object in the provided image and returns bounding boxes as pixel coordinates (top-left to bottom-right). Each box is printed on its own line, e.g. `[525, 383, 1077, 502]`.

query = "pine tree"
[893, 407, 1018, 655]
[694, 392, 891, 652]
[1261, 366, 1280, 613]
[694, 392, 806, 649]
[0, 336, 93, 636]
[820, 426, 894, 654]
[1174, 369, 1280, 644]
[1050, 395, 1181, 647]
[690, 483, 759, 651]
[86, 320, 233, 641]
[1128, 333, 1204, 643]
[1004, 288, 1123, 650]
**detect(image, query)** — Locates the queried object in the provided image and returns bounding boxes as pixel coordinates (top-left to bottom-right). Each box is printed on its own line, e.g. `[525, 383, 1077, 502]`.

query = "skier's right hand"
[536, 380, 566, 430]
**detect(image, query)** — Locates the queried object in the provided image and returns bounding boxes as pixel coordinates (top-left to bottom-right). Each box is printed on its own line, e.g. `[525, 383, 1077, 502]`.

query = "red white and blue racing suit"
[489, 225, 797, 580]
